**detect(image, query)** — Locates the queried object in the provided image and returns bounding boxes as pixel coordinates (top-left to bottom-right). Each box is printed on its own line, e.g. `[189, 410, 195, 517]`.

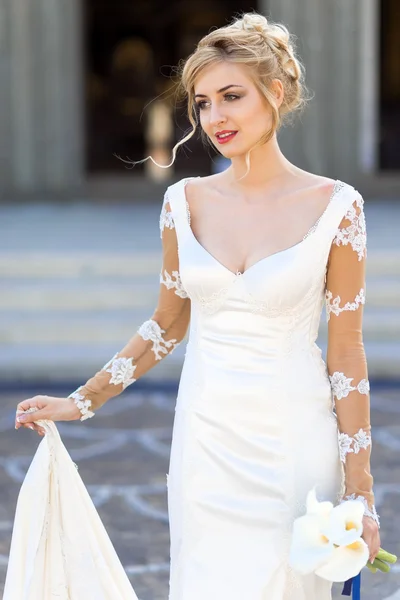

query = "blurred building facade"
[0, 0, 398, 196]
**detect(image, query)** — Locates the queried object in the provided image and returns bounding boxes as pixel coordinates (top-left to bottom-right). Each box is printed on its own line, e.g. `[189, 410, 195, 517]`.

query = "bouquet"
[289, 488, 397, 598]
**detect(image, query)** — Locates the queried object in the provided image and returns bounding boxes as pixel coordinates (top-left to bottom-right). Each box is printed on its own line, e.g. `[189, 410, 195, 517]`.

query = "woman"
[15, 12, 380, 600]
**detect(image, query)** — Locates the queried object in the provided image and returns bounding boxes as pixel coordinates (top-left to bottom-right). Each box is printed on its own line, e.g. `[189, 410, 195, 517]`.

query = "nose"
[209, 104, 227, 127]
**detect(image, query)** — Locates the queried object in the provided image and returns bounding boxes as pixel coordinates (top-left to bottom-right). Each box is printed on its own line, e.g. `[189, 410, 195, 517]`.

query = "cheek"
[243, 103, 272, 135]
[199, 113, 211, 135]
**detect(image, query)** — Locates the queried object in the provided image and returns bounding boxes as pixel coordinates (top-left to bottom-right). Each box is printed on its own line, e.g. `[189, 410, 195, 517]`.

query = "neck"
[227, 135, 298, 190]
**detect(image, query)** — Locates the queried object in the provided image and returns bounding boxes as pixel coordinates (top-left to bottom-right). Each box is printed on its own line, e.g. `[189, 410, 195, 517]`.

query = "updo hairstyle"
[175, 12, 309, 155]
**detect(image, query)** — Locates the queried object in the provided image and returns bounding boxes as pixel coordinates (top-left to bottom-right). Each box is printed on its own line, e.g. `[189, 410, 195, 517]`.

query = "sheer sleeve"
[325, 193, 379, 526]
[67, 195, 190, 418]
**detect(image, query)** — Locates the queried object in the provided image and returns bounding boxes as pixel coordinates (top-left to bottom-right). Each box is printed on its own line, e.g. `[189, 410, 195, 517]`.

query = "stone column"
[0, 0, 84, 195]
[260, 0, 379, 180]
[0, 0, 13, 190]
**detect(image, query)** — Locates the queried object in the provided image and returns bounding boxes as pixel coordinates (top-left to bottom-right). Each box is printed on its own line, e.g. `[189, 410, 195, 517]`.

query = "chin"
[218, 147, 248, 160]
[213, 143, 244, 159]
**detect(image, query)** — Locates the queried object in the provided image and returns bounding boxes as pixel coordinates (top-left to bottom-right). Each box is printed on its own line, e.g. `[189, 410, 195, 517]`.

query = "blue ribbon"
[341, 572, 361, 599]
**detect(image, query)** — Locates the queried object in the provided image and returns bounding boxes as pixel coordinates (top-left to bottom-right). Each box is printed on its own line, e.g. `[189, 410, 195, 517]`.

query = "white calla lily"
[289, 513, 334, 574]
[315, 537, 369, 581]
[289, 489, 369, 583]
[321, 499, 364, 547]
[306, 487, 334, 518]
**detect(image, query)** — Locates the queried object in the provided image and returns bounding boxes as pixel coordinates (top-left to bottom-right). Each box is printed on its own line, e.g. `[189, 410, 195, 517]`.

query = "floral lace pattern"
[332, 196, 366, 261]
[329, 371, 370, 400]
[160, 269, 188, 298]
[185, 200, 192, 226]
[103, 354, 137, 389]
[68, 387, 95, 421]
[341, 494, 380, 528]
[246, 278, 323, 319]
[198, 287, 230, 314]
[338, 428, 371, 463]
[325, 288, 365, 321]
[159, 199, 175, 238]
[138, 319, 179, 360]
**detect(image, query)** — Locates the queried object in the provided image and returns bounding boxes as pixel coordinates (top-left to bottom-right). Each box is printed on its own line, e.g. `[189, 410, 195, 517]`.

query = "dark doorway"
[379, 0, 400, 170]
[84, 2, 258, 175]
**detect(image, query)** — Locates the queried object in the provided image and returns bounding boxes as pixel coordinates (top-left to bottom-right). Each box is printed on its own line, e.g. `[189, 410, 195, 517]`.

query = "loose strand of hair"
[114, 121, 197, 170]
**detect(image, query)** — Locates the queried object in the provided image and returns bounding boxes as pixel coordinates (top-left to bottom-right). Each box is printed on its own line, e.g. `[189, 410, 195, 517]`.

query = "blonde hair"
[119, 13, 309, 171]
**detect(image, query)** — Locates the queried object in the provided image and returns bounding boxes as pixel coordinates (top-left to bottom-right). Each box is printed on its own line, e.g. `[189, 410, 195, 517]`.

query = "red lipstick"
[215, 130, 238, 144]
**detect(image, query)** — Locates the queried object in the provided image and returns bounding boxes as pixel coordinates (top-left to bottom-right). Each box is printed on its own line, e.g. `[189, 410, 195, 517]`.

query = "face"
[193, 61, 283, 158]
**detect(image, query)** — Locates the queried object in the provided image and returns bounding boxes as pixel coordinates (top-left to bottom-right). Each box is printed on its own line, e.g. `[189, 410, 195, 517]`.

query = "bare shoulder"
[293, 171, 337, 195]
[184, 173, 224, 204]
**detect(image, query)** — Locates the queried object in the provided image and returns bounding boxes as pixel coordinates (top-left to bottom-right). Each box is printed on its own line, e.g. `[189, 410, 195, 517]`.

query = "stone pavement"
[0, 383, 399, 600]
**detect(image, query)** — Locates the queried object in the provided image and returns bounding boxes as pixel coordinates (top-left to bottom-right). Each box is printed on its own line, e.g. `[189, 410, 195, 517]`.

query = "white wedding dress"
[6, 177, 379, 600]
[4, 418, 138, 600]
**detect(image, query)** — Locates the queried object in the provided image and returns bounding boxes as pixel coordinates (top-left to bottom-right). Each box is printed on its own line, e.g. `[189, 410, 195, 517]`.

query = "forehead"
[194, 62, 253, 94]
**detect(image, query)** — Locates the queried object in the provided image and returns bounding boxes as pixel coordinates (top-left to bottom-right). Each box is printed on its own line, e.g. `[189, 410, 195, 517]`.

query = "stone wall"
[0, 0, 84, 194]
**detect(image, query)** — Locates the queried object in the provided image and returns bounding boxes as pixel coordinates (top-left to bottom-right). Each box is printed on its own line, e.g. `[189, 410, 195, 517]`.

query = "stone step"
[0, 281, 157, 311]
[0, 307, 398, 344]
[0, 253, 162, 278]
[1, 278, 399, 310]
[1, 250, 400, 278]
[0, 338, 398, 383]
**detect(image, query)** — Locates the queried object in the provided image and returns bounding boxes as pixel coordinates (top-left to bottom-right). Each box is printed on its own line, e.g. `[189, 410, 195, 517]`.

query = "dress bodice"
[167, 178, 356, 351]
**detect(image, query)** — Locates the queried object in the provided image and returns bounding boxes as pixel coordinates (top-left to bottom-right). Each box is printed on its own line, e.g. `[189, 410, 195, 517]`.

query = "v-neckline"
[181, 177, 342, 278]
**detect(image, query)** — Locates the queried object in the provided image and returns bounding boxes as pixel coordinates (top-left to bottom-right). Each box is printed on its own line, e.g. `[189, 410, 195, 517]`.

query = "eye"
[224, 93, 240, 102]
[195, 100, 210, 111]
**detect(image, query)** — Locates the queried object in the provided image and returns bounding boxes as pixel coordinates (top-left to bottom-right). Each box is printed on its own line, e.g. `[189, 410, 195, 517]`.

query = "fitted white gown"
[6, 177, 377, 600]
[165, 179, 349, 599]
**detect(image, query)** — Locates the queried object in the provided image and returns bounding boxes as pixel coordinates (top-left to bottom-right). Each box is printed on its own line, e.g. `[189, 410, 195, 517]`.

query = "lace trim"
[68, 387, 95, 421]
[196, 275, 323, 317]
[301, 180, 346, 242]
[341, 494, 380, 528]
[185, 200, 191, 226]
[338, 428, 371, 463]
[332, 196, 367, 261]
[247, 278, 323, 318]
[198, 287, 230, 314]
[102, 354, 137, 389]
[138, 319, 179, 360]
[160, 269, 188, 298]
[329, 372, 370, 400]
[159, 198, 175, 238]
[325, 288, 365, 321]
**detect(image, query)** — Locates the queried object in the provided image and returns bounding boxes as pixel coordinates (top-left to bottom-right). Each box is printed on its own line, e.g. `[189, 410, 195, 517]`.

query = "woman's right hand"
[15, 395, 82, 436]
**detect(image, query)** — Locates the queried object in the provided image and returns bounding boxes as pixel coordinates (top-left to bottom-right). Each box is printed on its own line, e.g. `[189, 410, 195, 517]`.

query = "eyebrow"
[194, 84, 244, 99]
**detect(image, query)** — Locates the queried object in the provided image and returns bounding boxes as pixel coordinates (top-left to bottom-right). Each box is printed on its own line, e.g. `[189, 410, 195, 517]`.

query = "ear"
[270, 79, 284, 108]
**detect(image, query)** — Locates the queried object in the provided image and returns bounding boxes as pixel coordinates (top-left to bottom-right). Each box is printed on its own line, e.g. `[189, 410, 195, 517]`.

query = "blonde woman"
[15, 12, 380, 599]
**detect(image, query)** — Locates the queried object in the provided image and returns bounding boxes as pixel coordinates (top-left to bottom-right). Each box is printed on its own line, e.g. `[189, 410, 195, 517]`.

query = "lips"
[215, 130, 238, 144]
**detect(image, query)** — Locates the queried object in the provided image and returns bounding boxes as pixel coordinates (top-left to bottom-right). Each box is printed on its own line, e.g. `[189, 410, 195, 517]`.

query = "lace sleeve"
[68, 194, 190, 419]
[325, 194, 380, 526]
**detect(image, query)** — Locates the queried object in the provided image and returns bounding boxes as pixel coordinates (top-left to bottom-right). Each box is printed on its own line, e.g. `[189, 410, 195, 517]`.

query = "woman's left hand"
[362, 515, 380, 563]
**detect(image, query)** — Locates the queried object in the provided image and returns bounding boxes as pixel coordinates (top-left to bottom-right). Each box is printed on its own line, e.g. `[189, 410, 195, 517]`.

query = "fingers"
[16, 423, 46, 436]
[16, 409, 48, 425]
[370, 539, 381, 563]
[368, 531, 381, 563]
[362, 515, 380, 563]
[16, 396, 47, 413]
[15, 396, 49, 431]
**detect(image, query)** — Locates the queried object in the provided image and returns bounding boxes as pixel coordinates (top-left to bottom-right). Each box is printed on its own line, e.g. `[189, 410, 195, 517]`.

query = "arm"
[69, 197, 190, 417]
[16, 195, 190, 429]
[325, 193, 380, 527]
